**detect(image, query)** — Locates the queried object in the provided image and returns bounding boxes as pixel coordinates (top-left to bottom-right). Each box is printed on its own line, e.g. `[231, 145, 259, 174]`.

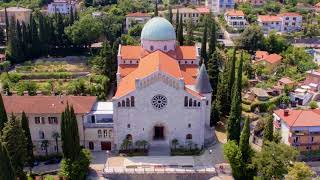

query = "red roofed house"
[113, 17, 213, 150]
[280, 12, 302, 33]
[257, 15, 282, 33]
[274, 109, 320, 152]
[257, 13, 302, 33]
[254, 51, 282, 71]
[125, 12, 151, 31]
[224, 10, 247, 29]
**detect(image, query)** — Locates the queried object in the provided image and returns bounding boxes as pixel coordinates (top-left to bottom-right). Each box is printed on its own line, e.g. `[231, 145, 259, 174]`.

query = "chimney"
[284, 109, 289, 116]
[23, 91, 29, 96]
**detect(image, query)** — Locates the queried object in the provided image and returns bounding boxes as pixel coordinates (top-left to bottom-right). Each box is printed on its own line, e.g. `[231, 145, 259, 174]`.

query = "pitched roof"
[195, 64, 213, 94]
[280, 12, 301, 17]
[274, 109, 320, 127]
[3, 95, 97, 114]
[119, 46, 197, 60]
[255, 51, 269, 59]
[118, 64, 138, 77]
[279, 77, 294, 84]
[263, 53, 282, 64]
[115, 51, 183, 98]
[126, 12, 151, 17]
[258, 15, 282, 22]
[196, 7, 210, 14]
[225, 10, 245, 16]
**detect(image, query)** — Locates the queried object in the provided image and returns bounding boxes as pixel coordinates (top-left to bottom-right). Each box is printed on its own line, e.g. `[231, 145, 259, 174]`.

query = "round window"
[151, 95, 167, 110]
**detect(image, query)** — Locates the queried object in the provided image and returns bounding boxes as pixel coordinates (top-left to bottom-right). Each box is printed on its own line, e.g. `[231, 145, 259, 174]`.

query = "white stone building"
[280, 12, 302, 33]
[224, 10, 247, 29]
[48, 0, 76, 15]
[206, 0, 234, 14]
[113, 17, 213, 150]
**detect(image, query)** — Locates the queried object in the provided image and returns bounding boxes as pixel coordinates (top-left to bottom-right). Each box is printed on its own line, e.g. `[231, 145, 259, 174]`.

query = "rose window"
[151, 95, 167, 110]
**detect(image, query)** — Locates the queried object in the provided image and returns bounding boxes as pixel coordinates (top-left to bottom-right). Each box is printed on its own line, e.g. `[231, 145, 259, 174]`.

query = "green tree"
[4, 8, 9, 42]
[168, 5, 173, 24]
[201, 18, 208, 63]
[177, 15, 184, 45]
[265, 31, 288, 54]
[2, 114, 27, 179]
[263, 115, 274, 144]
[223, 141, 243, 179]
[0, 94, 8, 132]
[61, 105, 80, 161]
[175, 9, 179, 35]
[21, 111, 34, 171]
[185, 19, 194, 45]
[238, 25, 264, 54]
[208, 19, 217, 56]
[0, 141, 15, 180]
[224, 49, 236, 116]
[154, 0, 158, 16]
[0, 26, 5, 45]
[171, 138, 179, 150]
[286, 162, 315, 180]
[207, 51, 220, 99]
[253, 141, 298, 179]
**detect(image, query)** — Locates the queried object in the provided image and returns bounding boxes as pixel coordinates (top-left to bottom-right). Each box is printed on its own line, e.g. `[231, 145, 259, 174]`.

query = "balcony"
[84, 118, 113, 128]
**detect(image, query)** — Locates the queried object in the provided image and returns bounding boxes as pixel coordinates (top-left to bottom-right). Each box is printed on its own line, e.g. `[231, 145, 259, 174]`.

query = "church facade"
[112, 17, 213, 150]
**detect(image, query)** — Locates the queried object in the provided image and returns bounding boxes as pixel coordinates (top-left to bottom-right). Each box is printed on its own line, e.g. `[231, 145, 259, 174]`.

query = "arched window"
[184, 96, 188, 107]
[126, 98, 130, 107]
[39, 131, 45, 139]
[150, 45, 154, 51]
[118, 102, 121, 107]
[189, 98, 193, 107]
[164, 45, 167, 51]
[122, 100, 125, 107]
[188, 123, 191, 128]
[186, 134, 192, 140]
[126, 134, 132, 141]
[193, 100, 197, 107]
[127, 124, 131, 128]
[198, 102, 201, 107]
[131, 96, 135, 107]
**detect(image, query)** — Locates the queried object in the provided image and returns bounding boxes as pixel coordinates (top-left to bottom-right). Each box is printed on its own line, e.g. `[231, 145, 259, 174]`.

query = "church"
[112, 17, 213, 150]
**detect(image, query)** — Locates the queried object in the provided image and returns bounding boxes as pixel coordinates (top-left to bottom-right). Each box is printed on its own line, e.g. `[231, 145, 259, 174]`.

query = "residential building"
[224, 10, 247, 29]
[280, 12, 302, 33]
[235, 0, 265, 6]
[125, 12, 151, 31]
[274, 109, 320, 152]
[305, 69, 320, 91]
[3, 95, 97, 155]
[251, 87, 269, 101]
[47, 0, 76, 15]
[290, 87, 314, 105]
[169, 8, 202, 24]
[0, 7, 32, 25]
[254, 51, 282, 71]
[114, 17, 213, 150]
[180, 0, 200, 5]
[257, 15, 282, 33]
[206, 0, 234, 14]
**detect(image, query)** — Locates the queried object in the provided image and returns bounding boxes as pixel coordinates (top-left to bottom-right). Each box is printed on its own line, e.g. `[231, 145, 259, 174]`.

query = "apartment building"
[0, 7, 32, 25]
[280, 12, 302, 33]
[274, 109, 320, 152]
[206, 0, 234, 14]
[3, 95, 99, 155]
[47, 0, 76, 15]
[257, 15, 282, 33]
[171, 8, 202, 24]
[224, 10, 247, 29]
[235, 0, 265, 6]
[125, 12, 151, 31]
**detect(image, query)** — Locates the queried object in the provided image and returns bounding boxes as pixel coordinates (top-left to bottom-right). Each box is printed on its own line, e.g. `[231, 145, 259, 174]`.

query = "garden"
[1, 59, 109, 100]
[170, 139, 202, 156]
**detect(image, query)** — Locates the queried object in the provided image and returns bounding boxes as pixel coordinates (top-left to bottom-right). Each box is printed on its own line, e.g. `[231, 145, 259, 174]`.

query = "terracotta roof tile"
[258, 15, 282, 22]
[274, 109, 320, 127]
[263, 53, 282, 64]
[279, 77, 294, 84]
[280, 12, 301, 17]
[180, 64, 198, 78]
[3, 96, 96, 114]
[196, 7, 210, 14]
[225, 10, 245, 16]
[119, 64, 138, 77]
[255, 51, 269, 59]
[126, 12, 151, 17]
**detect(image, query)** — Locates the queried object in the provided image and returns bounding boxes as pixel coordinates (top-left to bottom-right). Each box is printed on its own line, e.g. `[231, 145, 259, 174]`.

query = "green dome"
[141, 17, 176, 41]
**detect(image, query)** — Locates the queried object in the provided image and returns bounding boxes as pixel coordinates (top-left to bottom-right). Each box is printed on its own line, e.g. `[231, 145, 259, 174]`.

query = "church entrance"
[154, 126, 164, 140]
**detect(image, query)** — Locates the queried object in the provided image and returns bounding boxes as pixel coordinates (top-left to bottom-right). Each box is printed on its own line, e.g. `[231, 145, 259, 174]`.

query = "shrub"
[309, 101, 318, 109]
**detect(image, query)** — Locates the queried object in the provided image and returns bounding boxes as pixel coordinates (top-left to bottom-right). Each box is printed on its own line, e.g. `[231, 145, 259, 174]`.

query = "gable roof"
[274, 109, 320, 127]
[225, 10, 245, 16]
[126, 12, 151, 17]
[263, 53, 282, 64]
[3, 95, 97, 114]
[258, 15, 282, 22]
[280, 12, 301, 17]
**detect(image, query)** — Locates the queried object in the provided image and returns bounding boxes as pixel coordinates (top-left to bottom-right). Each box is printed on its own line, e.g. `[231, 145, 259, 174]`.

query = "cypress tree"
[0, 26, 5, 45]
[0, 94, 8, 132]
[21, 111, 34, 171]
[4, 8, 9, 42]
[21, 22, 28, 58]
[224, 48, 237, 116]
[201, 18, 208, 64]
[185, 19, 194, 45]
[239, 117, 250, 163]
[2, 114, 27, 179]
[177, 15, 184, 45]
[30, 15, 40, 58]
[38, 14, 48, 56]
[175, 9, 179, 35]
[69, 6, 74, 25]
[0, 141, 15, 180]
[16, 20, 24, 62]
[168, 6, 173, 24]
[154, 0, 158, 16]
[208, 19, 217, 57]
[207, 51, 220, 100]
[263, 115, 274, 144]
[6, 16, 18, 63]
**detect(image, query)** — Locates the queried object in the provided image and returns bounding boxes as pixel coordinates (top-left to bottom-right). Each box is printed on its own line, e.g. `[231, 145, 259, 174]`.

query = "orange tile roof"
[180, 64, 198, 78]
[225, 10, 245, 16]
[274, 109, 320, 127]
[255, 51, 269, 59]
[263, 53, 282, 64]
[126, 12, 151, 17]
[3, 95, 97, 114]
[279, 77, 294, 84]
[119, 64, 138, 77]
[258, 15, 282, 22]
[120, 46, 197, 60]
[196, 7, 210, 14]
[115, 51, 183, 98]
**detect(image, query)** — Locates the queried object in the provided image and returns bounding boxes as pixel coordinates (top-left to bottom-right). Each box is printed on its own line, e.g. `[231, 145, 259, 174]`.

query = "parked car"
[44, 157, 61, 165]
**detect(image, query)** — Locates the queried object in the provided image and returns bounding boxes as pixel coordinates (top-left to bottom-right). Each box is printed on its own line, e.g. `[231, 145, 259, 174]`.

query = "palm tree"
[41, 140, 49, 158]
[171, 139, 179, 150]
[121, 139, 132, 151]
[135, 140, 142, 150]
[52, 132, 60, 154]
[140, 140, 148, 151]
